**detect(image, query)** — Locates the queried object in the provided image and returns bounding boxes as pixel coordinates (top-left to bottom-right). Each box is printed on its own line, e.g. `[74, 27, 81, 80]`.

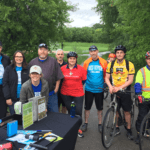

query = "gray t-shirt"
[29, 56, 64, 91]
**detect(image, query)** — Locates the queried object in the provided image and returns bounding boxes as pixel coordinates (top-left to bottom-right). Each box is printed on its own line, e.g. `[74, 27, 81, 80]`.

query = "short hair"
[56, 49, 64, 55]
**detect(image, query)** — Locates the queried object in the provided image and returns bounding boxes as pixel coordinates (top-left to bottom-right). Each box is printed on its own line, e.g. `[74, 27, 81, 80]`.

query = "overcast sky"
[65, 0, 101, 27]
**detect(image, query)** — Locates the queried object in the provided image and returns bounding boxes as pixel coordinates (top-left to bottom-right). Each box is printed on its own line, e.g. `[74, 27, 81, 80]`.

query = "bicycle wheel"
[102, 107, 117, 148]
[130, 103, 134, 128]
[139, 112, 150, 150]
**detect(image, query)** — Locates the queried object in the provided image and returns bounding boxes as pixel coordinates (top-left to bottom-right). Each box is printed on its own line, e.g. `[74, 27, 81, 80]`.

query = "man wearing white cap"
[19, 65, 49, 107]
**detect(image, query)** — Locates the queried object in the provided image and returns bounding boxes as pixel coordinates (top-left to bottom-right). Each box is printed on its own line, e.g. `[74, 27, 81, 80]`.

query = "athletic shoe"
[126, 131, 134, 140]
[78, 129, 84, 138]
[81, 123, 88, 132]
[135, 133, 140, 144]
[98, 124, 102, 133]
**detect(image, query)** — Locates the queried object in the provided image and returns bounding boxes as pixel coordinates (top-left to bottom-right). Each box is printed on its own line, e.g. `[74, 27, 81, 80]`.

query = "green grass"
[59, 42, 109, 54]
[101, 53, 109, 60]
[49, 53, 88, 65]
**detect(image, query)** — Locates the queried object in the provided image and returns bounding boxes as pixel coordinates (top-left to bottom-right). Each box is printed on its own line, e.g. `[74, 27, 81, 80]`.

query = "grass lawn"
[59, 42, 109, 54]
[101, 53, 109, 60]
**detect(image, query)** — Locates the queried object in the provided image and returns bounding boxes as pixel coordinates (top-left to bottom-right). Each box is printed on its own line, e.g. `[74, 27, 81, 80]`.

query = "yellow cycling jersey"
[106, 59, 135, 87]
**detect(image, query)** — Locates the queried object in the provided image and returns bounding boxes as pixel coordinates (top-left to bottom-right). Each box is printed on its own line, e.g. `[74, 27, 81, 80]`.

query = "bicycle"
[99, 88, 135, 148]
[103, 86, 109, 100]
[138, 97, 150, 150]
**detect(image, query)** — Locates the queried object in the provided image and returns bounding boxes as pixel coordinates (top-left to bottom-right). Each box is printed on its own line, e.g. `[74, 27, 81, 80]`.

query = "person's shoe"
[143, 130, 150, 137]
[78, 129, 84, 138]
[135, 133, 140, 144]
[126, 131, 134, 140]
[98, 124, 102, 133]
[81, 123, 88, 132]
[114, 127, 121, 136]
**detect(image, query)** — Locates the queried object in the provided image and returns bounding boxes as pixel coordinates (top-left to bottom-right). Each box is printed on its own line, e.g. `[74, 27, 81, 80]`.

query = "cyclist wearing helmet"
[105, 45, 135, 140]
[60, 51, 87, 138]
[81, 45, 107, 133]
[107, 53, 116, 64]
[134, 51, 150, 144]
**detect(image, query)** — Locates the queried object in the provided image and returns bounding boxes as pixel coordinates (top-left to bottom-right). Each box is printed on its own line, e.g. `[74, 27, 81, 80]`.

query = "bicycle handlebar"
[98, 87, 134, 93]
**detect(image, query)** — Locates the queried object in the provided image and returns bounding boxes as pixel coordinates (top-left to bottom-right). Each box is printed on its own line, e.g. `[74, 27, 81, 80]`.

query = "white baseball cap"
[30, 65, 42, 74]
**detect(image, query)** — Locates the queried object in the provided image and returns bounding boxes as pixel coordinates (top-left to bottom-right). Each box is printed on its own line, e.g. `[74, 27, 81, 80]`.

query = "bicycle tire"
[130, 104, 134, 128]
[104, 90, 109, 100]
[139, 112, 150, 150]
[102, 107, 117, 148]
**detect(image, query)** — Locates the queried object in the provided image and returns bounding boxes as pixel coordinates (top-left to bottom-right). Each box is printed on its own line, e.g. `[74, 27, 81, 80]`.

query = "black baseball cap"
[38, 43, 48, 49]
[89, 45, 98, 51]
[0, 41, 2, 46]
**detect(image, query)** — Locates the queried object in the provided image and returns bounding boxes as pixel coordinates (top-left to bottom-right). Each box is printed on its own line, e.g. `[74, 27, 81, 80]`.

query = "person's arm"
[54, 79, 60, 94]
[105, 62, 114, 94]
[2, 66, 12, 105]
[19, 84, 28, 104]
[119, 75, 134, 89]
[134, 70, 143, 94]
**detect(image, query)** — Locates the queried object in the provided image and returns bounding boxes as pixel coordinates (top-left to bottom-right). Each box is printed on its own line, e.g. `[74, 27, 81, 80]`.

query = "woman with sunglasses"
[3, 50, 30, 115]
[60, 52, 87, 138]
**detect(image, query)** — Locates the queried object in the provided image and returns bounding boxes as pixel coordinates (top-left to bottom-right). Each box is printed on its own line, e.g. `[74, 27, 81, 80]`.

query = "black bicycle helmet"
[114, 45, 126, 53]
[89, 45, 98, 51]
[67, 51, 78, 58]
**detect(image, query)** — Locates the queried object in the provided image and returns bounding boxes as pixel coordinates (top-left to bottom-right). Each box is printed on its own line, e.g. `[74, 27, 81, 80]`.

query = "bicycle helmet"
[114, 45, 126, 53]
[108, 53, 116, 58]
[67, 52, 78, 58]
[145, 51, 150, 58]
[89, 45, 98, 51]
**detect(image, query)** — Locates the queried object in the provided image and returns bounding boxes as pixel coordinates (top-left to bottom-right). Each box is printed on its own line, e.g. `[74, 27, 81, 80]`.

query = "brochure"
[22, 102, 33, 129]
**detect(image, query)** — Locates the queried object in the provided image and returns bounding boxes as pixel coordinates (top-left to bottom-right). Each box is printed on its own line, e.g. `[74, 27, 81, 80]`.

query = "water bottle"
[70, 101, 76, 118]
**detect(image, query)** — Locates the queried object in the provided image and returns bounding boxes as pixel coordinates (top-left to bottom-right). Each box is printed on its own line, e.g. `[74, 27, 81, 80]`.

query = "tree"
[92, 23, 104, 29]
[0, 0, 74, 62]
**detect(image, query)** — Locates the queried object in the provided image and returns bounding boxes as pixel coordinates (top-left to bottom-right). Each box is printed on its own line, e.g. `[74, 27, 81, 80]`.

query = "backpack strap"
[110, 60, 115, 74]
[125, 60, 129, 72]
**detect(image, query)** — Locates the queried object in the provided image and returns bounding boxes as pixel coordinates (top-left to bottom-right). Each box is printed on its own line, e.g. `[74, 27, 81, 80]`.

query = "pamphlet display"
[38, 96, 47, 121]
[22, 102, 33, 129]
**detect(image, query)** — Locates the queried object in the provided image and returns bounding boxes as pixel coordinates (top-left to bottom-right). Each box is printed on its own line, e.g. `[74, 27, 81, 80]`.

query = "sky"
[65, 0, 101, 28]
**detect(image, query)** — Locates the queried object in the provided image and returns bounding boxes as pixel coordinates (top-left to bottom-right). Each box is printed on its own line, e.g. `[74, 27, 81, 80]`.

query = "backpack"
[110, 59, 129, 74]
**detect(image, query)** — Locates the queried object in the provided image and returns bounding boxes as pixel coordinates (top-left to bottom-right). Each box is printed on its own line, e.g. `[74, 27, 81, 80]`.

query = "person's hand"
[109, 86, 114, 94]
[54, 89, 58, 94]
[113, 87, 120, 93]
[6, 99, 12, 105]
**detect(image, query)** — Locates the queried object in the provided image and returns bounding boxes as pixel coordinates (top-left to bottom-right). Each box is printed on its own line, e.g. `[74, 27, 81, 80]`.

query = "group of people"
[0, 41, 150, 145]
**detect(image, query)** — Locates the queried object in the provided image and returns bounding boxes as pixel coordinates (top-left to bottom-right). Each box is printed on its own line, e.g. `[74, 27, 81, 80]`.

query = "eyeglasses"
[15, 56, 23, 58]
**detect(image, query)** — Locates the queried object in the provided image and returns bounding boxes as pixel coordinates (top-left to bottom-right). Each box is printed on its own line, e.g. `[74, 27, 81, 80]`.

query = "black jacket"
[0, 53, 11, 69]
[3, 64, 30, 102]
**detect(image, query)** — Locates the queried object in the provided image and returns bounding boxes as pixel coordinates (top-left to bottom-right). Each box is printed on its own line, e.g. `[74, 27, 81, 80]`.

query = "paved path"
[75, 54, 141, 150]
[75, 89, 141, 150]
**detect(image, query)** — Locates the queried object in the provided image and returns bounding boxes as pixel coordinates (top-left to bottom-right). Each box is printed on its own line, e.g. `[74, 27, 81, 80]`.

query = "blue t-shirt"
[16, 66, 22, 98]
[0, 55, 4, 85]
[32, 80, 42, 97]
[85, 60, 104, 93]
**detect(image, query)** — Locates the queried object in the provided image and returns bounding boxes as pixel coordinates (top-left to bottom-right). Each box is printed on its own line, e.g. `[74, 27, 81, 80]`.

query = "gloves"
[138, 95, 143, 104]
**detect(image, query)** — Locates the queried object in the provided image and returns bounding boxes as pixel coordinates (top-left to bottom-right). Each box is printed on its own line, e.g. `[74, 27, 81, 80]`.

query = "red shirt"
[61, 64, 87, 97]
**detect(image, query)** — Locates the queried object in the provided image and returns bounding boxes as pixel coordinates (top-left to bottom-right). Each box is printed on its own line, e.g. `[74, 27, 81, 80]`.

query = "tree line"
[95, 0, 150, 72]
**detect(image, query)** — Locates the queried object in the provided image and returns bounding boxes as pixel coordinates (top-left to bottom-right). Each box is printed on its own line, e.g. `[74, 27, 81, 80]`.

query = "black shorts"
[85, 90, 104, 111]
[116, 92, 132, 112]
[58, 91, 66, 107]
[61, 94, 84, 117]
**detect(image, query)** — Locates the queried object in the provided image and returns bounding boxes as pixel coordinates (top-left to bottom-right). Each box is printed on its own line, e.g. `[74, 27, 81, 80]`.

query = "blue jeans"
[47, 93, 59, 112]
[8, 101, 15, 115]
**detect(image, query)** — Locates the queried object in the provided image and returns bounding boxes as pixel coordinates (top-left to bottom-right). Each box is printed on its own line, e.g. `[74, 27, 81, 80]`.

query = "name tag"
[35, 92, 41, 97]
[0, 64, 4, 79]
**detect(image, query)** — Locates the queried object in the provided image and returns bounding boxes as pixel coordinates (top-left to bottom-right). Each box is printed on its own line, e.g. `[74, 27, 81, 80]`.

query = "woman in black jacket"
[0, 42, 11, 119]
[3, 50, 30, 115]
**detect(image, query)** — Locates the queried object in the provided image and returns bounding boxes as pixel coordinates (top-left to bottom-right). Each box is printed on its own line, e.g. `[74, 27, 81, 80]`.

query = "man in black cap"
[29, 43, 64, 112]
[0, 41, 11, 120]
